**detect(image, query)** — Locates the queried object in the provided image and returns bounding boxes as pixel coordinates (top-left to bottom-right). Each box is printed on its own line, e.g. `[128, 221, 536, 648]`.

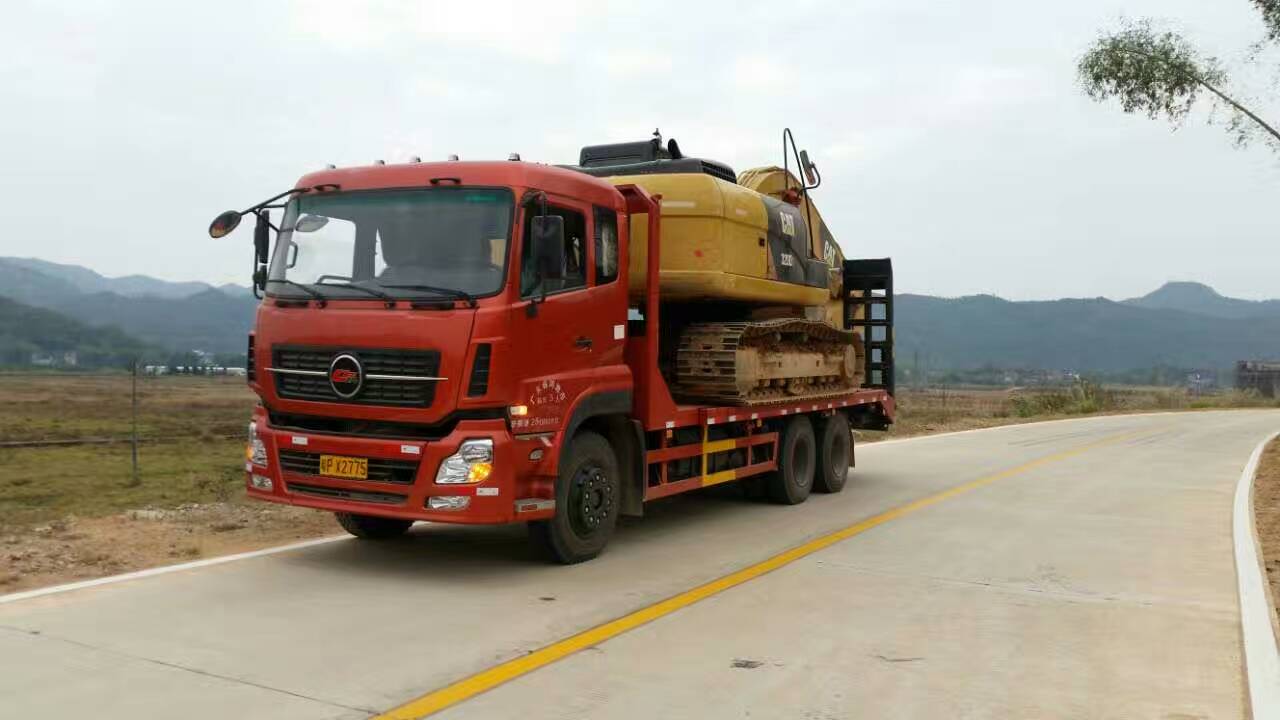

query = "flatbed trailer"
[636, 391, 893, 503]
[230, 164, 893, 563]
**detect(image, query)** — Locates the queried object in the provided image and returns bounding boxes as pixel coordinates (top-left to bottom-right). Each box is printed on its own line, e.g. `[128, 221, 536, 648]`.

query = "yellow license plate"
[318, 454, 368, 480]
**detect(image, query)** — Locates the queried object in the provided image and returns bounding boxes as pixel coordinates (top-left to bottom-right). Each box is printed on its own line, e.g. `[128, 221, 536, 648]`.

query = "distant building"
[1237, 360, 1280, 398]
[29, 351, 77, 368]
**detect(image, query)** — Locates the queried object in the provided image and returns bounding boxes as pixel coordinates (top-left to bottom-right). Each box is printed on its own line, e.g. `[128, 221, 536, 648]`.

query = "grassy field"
[0, 374, 332, 590]
[0, 374, 1275, 592]
[1, 373, 252, 444]
[1, 375, 256, 525]
[885, 383, 1278, 439]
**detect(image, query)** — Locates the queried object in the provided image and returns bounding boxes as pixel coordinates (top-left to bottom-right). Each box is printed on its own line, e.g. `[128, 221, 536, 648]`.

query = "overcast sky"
[2, 0, 1277, 300]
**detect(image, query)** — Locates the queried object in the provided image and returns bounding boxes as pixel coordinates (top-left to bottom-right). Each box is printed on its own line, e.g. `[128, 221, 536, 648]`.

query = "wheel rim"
[569, 463, 613, 538]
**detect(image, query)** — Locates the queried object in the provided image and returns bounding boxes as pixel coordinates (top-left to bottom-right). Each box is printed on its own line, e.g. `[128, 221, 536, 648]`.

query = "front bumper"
[244, 407, 555, 524]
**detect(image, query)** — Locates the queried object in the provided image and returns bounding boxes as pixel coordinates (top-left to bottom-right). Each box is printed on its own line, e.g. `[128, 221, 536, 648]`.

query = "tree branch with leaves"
[1078, 2, 1280, 153]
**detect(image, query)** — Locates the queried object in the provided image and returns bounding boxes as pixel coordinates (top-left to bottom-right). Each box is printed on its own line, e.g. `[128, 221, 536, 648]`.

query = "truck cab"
[240, 161, 638, 557]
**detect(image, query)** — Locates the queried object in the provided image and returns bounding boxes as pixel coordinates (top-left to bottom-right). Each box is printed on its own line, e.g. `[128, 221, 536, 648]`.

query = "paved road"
[3, 410, 1276, 719]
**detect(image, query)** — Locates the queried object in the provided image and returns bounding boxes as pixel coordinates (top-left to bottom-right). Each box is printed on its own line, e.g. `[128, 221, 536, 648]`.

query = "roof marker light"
[374, 159, 386, 165]
[325, 164, 336, 169]
[508, 153, 521, 161]
[408, 156, 421, 163]
[447, 154, 459, 161]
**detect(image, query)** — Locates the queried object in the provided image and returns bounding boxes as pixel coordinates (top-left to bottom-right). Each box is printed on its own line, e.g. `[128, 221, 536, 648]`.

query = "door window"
[593, 206, 619, 285]
[520, 205, 587, 297]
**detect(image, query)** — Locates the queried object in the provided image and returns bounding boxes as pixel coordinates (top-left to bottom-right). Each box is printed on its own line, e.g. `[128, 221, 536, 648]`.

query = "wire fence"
[2, 368, 253, 482]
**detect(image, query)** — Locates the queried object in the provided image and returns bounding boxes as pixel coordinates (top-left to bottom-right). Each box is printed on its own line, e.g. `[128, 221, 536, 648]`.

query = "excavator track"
[674, 318, 863, 406]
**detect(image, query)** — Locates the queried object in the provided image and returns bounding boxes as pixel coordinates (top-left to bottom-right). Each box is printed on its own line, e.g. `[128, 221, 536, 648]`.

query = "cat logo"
[779, 212, 795, 237]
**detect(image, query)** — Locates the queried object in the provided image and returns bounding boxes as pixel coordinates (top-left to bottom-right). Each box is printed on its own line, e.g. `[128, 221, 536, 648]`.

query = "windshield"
[268, 187, 514, 299]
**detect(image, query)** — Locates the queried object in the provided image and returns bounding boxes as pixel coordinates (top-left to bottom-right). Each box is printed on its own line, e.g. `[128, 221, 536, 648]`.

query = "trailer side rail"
[640, 389, 892, 503]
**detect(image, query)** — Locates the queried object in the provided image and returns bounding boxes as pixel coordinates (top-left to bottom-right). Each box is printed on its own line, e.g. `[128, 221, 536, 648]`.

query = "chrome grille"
[270, 346, 442, 407]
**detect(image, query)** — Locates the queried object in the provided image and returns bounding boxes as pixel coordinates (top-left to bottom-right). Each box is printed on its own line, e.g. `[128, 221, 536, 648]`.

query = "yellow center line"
[375, 428, 1150, 719]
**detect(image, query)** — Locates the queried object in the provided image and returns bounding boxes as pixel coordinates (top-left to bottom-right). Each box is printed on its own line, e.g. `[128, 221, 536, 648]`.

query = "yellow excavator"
[571, 129, 887, 406]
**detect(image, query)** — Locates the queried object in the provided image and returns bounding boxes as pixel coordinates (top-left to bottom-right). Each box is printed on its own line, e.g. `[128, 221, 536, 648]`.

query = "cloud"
[286, 0, 608, 62]
[602, 51, 675, 77]
[1, 0, 1277, 301]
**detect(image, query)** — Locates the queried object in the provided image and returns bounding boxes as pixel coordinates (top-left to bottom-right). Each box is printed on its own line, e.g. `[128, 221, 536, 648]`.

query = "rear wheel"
[334, 512, 413, 540]
[529, 431, 619, 564]
[766, 416, 815, 505]
[814, 413, 852, 493]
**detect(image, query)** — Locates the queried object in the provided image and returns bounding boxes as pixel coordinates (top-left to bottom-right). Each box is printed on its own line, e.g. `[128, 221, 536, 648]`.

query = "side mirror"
[530, 215, 566, 282]
[254, 212, 270, 266]
[799, 150, 819, 187]
[208, 210, 242, 239]
[252, 212, 271, 297]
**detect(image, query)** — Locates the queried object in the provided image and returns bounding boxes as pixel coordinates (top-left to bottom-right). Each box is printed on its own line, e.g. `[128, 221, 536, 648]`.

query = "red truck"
[210, 141, 894, 563]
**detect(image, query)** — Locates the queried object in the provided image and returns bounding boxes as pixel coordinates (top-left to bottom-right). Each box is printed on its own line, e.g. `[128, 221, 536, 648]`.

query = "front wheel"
[529, 431, 620, 564]
[335, 512, 413, 540]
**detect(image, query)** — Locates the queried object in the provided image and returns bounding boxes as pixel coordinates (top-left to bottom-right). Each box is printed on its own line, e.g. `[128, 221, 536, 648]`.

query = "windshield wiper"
[315, 281, 397, 307]
[381, 285, 477, 308]
[268, 279, 328, 306]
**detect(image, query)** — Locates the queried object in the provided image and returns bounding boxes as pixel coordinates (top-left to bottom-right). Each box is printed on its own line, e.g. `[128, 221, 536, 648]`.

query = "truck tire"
[766, 415, 815, 505]
[334, 512, 413, 540]
[814, 413, 852, 494]
[529, 431, 620, 564]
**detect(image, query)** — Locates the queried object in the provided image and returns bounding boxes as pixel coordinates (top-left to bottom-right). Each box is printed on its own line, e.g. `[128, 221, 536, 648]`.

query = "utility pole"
[130, 357, 139, 487]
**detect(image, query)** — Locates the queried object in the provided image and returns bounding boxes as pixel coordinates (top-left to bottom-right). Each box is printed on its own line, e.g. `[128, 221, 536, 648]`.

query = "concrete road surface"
[2, 410, 1276, 719]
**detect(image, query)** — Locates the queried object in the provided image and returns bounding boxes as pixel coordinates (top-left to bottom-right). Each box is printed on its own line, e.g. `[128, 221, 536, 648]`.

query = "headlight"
[246, 421, 268, 468]
[435, 439, 494, 484]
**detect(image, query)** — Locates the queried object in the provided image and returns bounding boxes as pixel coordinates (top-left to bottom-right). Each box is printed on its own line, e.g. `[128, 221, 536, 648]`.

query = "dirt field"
[0, 374, 337, 591]
[1253, 437, 1280, 619]
[0, 505, 337, 591]
[1, 374, 1275, 594]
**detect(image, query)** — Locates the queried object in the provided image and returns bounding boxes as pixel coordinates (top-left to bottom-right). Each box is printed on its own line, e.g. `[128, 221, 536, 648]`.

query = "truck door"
[509, 199, 629, 438]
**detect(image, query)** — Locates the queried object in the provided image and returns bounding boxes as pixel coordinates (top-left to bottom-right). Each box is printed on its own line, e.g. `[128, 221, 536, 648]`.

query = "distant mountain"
[2, 256, 1277, 373]
[0, 259, 257, 354]
[0, 257, 248, 299]
[54, 288, 258, 355]
[896, 293, 1280, 373]
[0, 296, 150, 368]
[0, 260, 83, 307]
[1123, 281, 1280, 320]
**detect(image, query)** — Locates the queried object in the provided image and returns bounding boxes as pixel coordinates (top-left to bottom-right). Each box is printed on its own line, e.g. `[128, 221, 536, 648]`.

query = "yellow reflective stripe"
[700, 470, 738, 487]
[702, 438, 738, 454]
